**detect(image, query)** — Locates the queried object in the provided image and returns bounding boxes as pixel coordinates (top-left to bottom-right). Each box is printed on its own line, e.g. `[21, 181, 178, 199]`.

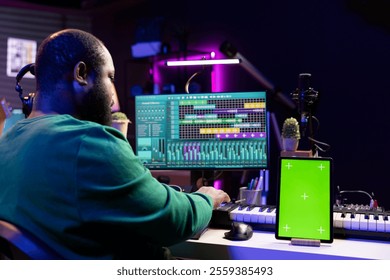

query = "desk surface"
[170, 228, 390, 260]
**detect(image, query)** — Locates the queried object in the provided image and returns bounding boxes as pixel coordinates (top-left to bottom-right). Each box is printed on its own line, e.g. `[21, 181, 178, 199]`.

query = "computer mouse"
[224, 222, 253, 241]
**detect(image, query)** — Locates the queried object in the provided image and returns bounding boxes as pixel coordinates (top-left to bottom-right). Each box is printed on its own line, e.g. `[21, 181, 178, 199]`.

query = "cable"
[339, 189, 373, 200]
[308, 136, 331, 153]
[184, 56, 208, 94]
[184, 70, 202, 93]
[303, 114, 331, 155]
[311, 115, 320, 132]
[336, 185, 378, 210]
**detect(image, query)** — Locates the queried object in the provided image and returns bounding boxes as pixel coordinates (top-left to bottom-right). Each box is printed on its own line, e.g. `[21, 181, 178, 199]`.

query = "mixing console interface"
[135, 92, 268, 169]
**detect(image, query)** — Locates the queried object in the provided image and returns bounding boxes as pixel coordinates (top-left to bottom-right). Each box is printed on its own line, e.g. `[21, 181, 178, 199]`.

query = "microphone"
[291, 73, 319, 137]
[220, 41, 296, 110]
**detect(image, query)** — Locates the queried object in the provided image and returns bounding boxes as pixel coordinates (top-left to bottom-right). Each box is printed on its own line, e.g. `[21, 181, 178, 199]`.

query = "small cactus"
[112, 112, 129, 121]
[282, 117, 300, 139]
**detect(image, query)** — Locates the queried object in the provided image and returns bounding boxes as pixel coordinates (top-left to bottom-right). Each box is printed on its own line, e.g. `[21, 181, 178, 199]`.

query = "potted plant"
[111, 112, 131, 136]
[281, 117, 300, 151]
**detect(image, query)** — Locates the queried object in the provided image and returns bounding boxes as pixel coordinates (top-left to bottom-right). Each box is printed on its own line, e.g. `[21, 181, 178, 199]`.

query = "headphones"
[15, 63, 35, 118]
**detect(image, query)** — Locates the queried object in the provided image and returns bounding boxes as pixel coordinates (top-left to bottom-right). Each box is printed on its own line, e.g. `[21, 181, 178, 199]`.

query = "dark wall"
[0, 5, 91, 108]
[93, 0, 390, 208]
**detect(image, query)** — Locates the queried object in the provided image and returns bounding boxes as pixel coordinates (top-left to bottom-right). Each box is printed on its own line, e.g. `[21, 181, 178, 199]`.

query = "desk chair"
[0, 219, 63, 259]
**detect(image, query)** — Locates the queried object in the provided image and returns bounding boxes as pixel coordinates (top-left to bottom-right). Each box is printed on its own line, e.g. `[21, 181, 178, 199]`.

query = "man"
[0, 29, 230, 259]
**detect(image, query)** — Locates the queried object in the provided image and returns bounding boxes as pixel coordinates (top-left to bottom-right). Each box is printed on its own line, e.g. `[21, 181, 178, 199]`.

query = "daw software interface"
[135, 91, 268, 170]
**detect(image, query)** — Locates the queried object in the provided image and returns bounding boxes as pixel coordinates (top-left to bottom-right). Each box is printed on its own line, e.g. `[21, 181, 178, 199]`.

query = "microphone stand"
[220, 41, 296, 152]
[291, 73, 319, 154]
[220, 41, 296, 111]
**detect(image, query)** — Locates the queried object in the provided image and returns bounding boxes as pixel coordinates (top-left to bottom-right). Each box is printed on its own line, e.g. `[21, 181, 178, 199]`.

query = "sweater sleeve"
[74, 126, 213, 246]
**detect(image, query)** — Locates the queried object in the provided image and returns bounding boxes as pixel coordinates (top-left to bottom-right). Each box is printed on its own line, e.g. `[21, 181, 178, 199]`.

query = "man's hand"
[196, 186, 231, 209]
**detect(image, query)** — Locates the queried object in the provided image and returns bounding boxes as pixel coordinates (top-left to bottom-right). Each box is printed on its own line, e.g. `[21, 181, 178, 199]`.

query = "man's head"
[34, 29, 116, 125]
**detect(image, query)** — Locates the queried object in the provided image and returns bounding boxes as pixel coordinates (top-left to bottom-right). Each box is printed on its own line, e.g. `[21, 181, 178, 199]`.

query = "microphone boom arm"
[220, 41, 295, 110]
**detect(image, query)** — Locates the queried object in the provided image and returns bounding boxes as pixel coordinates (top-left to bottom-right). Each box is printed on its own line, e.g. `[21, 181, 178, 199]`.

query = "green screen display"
[276, 157, 333, 243]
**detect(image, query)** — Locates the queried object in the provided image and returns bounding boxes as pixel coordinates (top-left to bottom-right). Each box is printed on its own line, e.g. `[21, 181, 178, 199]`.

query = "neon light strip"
[166, 58, 240, 66]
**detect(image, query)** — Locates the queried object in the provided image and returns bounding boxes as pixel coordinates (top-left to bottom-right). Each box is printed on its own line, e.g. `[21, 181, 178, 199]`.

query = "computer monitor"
[135, 91, 268, 170]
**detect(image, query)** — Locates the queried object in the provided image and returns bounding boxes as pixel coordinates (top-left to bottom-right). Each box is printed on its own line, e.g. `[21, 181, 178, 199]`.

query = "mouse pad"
[275, 157, 333, 243]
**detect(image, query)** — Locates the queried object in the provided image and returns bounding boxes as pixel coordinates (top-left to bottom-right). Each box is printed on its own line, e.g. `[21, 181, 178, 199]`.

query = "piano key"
[343, 212, 353, 230]
[243, 206, 259, 223]
[367, 214, 377, 232]
[359, 213, 368, 231]
[249, 207, 266, 224]
[377, 215, 386, 232]
[256, 207, 270, 224]
[333, 212, 343, 228]
[229, 206, 250, 222]
[264, 207, 276, 224]
[384, 215, 390, 233]
[351, 213, 362, 230]
[228, 206, 240, 221]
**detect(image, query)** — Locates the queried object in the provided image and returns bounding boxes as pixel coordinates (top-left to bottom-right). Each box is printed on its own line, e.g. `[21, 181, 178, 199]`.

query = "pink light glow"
[153, 42, 238, 93]
[213, 179, 222, 190]
[166, 58, 239, 66]
[211, 64, 225, 92]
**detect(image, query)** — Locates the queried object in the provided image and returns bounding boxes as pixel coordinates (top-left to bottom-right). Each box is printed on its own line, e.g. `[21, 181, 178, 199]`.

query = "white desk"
[170, 228, 390, 260]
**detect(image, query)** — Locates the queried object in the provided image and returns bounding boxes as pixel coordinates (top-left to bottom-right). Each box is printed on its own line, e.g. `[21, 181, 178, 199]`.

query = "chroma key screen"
[276, 157, 333, 243]
[135, 91, 268, 170]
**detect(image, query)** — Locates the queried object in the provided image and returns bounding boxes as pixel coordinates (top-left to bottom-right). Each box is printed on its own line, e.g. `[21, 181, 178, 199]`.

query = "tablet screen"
[276, 157, 333, 243]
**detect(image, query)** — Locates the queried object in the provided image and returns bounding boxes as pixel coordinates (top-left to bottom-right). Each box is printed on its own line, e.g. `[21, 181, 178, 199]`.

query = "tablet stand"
[291, 238, 321, 247]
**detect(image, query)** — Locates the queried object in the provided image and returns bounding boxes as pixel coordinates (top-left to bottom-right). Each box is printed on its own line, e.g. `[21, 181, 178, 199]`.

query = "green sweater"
[0, 115, 213, 259]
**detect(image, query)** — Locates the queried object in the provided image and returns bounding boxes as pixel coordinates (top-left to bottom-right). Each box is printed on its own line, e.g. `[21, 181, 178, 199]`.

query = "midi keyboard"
[210, 203, 390, 241]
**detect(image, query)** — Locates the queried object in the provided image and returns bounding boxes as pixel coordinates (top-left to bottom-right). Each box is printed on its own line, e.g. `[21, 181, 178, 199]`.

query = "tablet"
[275, 157, 333, 243]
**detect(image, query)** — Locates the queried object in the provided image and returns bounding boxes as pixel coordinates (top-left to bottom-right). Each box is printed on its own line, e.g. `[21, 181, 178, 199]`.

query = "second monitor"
[135, 91, 268, 170]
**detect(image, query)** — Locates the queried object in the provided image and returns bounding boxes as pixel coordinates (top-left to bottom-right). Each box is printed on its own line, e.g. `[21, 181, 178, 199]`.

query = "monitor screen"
[135, 91, 268, 170]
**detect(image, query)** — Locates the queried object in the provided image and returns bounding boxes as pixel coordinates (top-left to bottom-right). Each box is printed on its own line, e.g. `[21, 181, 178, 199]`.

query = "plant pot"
[282, 137, 299, 151]
[111, 120, 130, 136]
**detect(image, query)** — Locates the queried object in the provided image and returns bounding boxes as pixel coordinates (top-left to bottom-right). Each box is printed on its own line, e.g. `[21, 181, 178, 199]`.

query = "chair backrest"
[0, 219, 63, 259]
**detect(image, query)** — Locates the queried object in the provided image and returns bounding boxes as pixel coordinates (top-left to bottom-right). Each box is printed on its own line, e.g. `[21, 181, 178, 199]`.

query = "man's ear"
[73, 61, 88, 86]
